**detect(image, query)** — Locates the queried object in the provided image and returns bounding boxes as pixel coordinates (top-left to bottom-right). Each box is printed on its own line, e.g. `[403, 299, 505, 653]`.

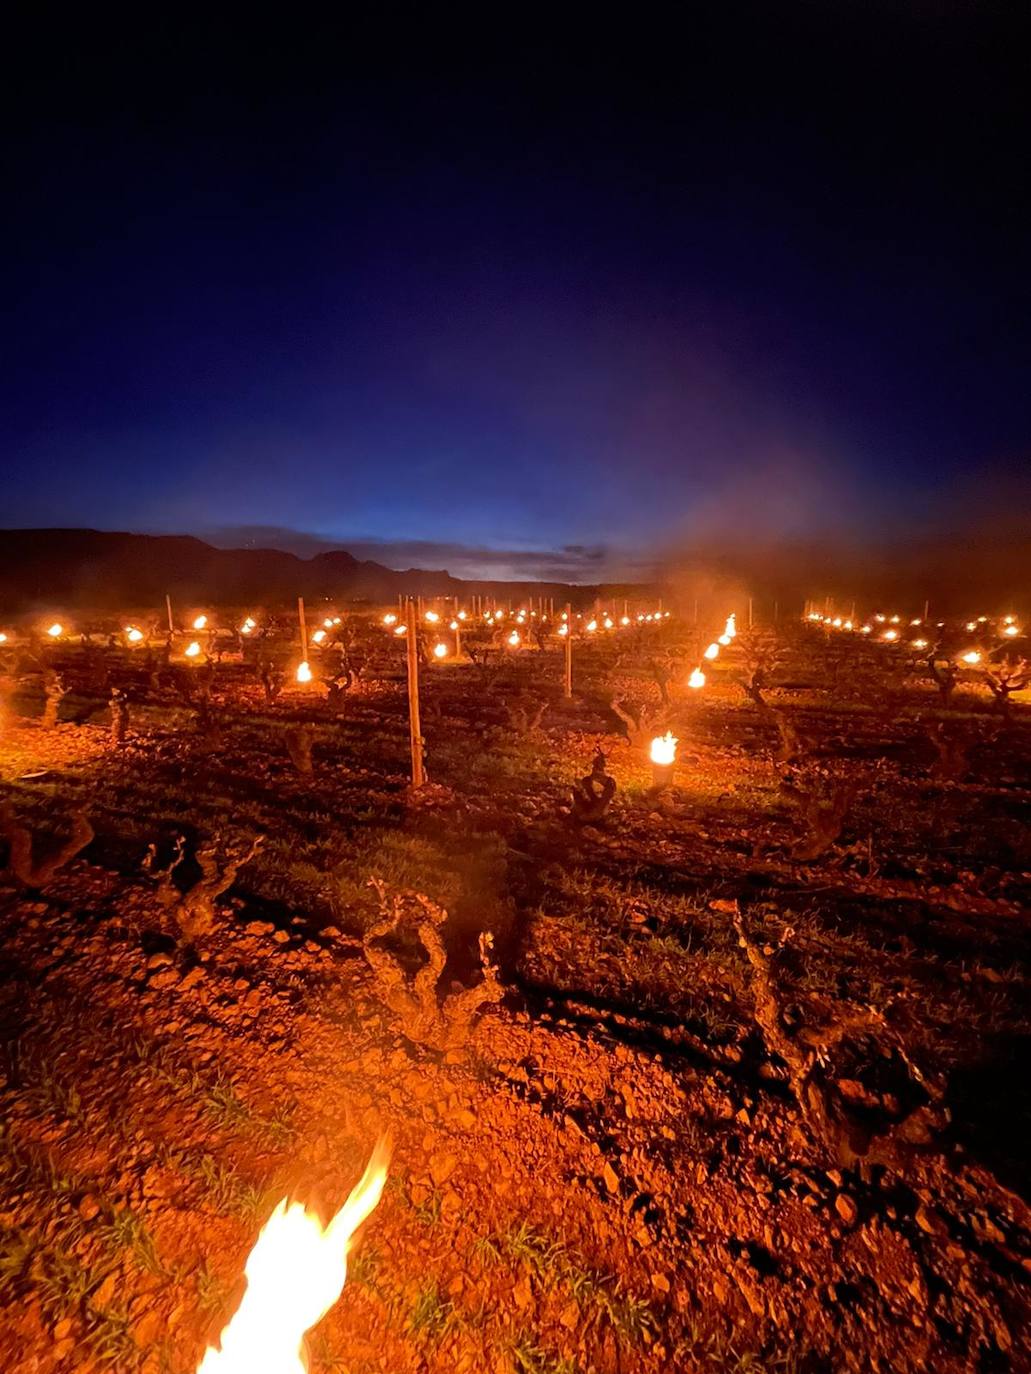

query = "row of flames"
[2, 605, 743, 697]
[647, 610, 739, 768]
[806, 610, 1022, 665]
[379, 605, 672, 657]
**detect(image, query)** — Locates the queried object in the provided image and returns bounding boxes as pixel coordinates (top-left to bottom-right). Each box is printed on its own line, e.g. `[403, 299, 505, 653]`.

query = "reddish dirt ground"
[0, 619, 1029, 1372]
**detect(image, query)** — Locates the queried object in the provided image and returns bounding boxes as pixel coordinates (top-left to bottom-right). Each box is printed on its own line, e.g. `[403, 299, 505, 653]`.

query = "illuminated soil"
[0, 623, 1029, 1372]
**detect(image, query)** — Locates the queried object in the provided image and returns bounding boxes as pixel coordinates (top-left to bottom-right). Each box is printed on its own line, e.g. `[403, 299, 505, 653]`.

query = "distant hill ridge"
[0, 529, 632, 611]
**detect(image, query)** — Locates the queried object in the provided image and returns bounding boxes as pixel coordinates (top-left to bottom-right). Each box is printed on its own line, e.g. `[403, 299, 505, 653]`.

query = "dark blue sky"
[3, 7, 1028, 579]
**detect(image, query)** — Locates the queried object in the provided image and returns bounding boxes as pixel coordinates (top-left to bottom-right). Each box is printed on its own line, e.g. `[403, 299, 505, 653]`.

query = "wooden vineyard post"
[454, 615, 462, 659]
[297, 596, 309, 660]
[165, 593, 175, 635]
[563, 602, 572, 699]
[748, 596, 754, 628]
[406, 597, 425, 788]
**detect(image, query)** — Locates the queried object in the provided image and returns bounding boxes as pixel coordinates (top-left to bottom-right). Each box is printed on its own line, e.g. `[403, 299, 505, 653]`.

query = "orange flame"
[197, 1136, 391, 1374]
[650, 731, 677, 765]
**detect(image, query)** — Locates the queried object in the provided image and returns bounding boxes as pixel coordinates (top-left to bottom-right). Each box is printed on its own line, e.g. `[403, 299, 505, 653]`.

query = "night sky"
[3, 7, 1029, 581]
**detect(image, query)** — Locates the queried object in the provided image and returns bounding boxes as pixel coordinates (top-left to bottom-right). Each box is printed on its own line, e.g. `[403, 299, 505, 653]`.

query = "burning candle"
[433, 642, 448, 659]
[47, 622, 63, 638]
[883, 629, 898, 641]
[296, 661, 313, 683]
[383, 613, 397, 626]
[193, 614, 208, 630]
[649, 730, 678, 791]
[507, 630, 520, 647]
[184, 641, 201, 659]
[650, 731, 677, 766]
[125, 626, 144, 643]
[312, 629, 326, 644]
[703, 642, 719, 660]
[961, 650, 981, 665]
[688, 667, 705, 689]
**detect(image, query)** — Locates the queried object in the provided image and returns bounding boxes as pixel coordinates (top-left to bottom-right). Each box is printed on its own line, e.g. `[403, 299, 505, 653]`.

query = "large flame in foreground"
[198, 1136, 391, 1374]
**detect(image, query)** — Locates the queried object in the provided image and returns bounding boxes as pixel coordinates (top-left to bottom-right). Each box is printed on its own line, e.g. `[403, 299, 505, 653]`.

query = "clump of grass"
[473, 1223, 656, 1347]
[84, 1302, 141, 1368]
[196, 1258, 229, 1313]
[158, 1144, 269, 1220]
[411, 1185, 443, 1227]
[407, 1279, 455, 1338]
[676, 1320, 810, 1372]
[0, 1223, 34, 1296]
[98, 1207, 166, 1276]
[510, 1338, 585, 1374]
